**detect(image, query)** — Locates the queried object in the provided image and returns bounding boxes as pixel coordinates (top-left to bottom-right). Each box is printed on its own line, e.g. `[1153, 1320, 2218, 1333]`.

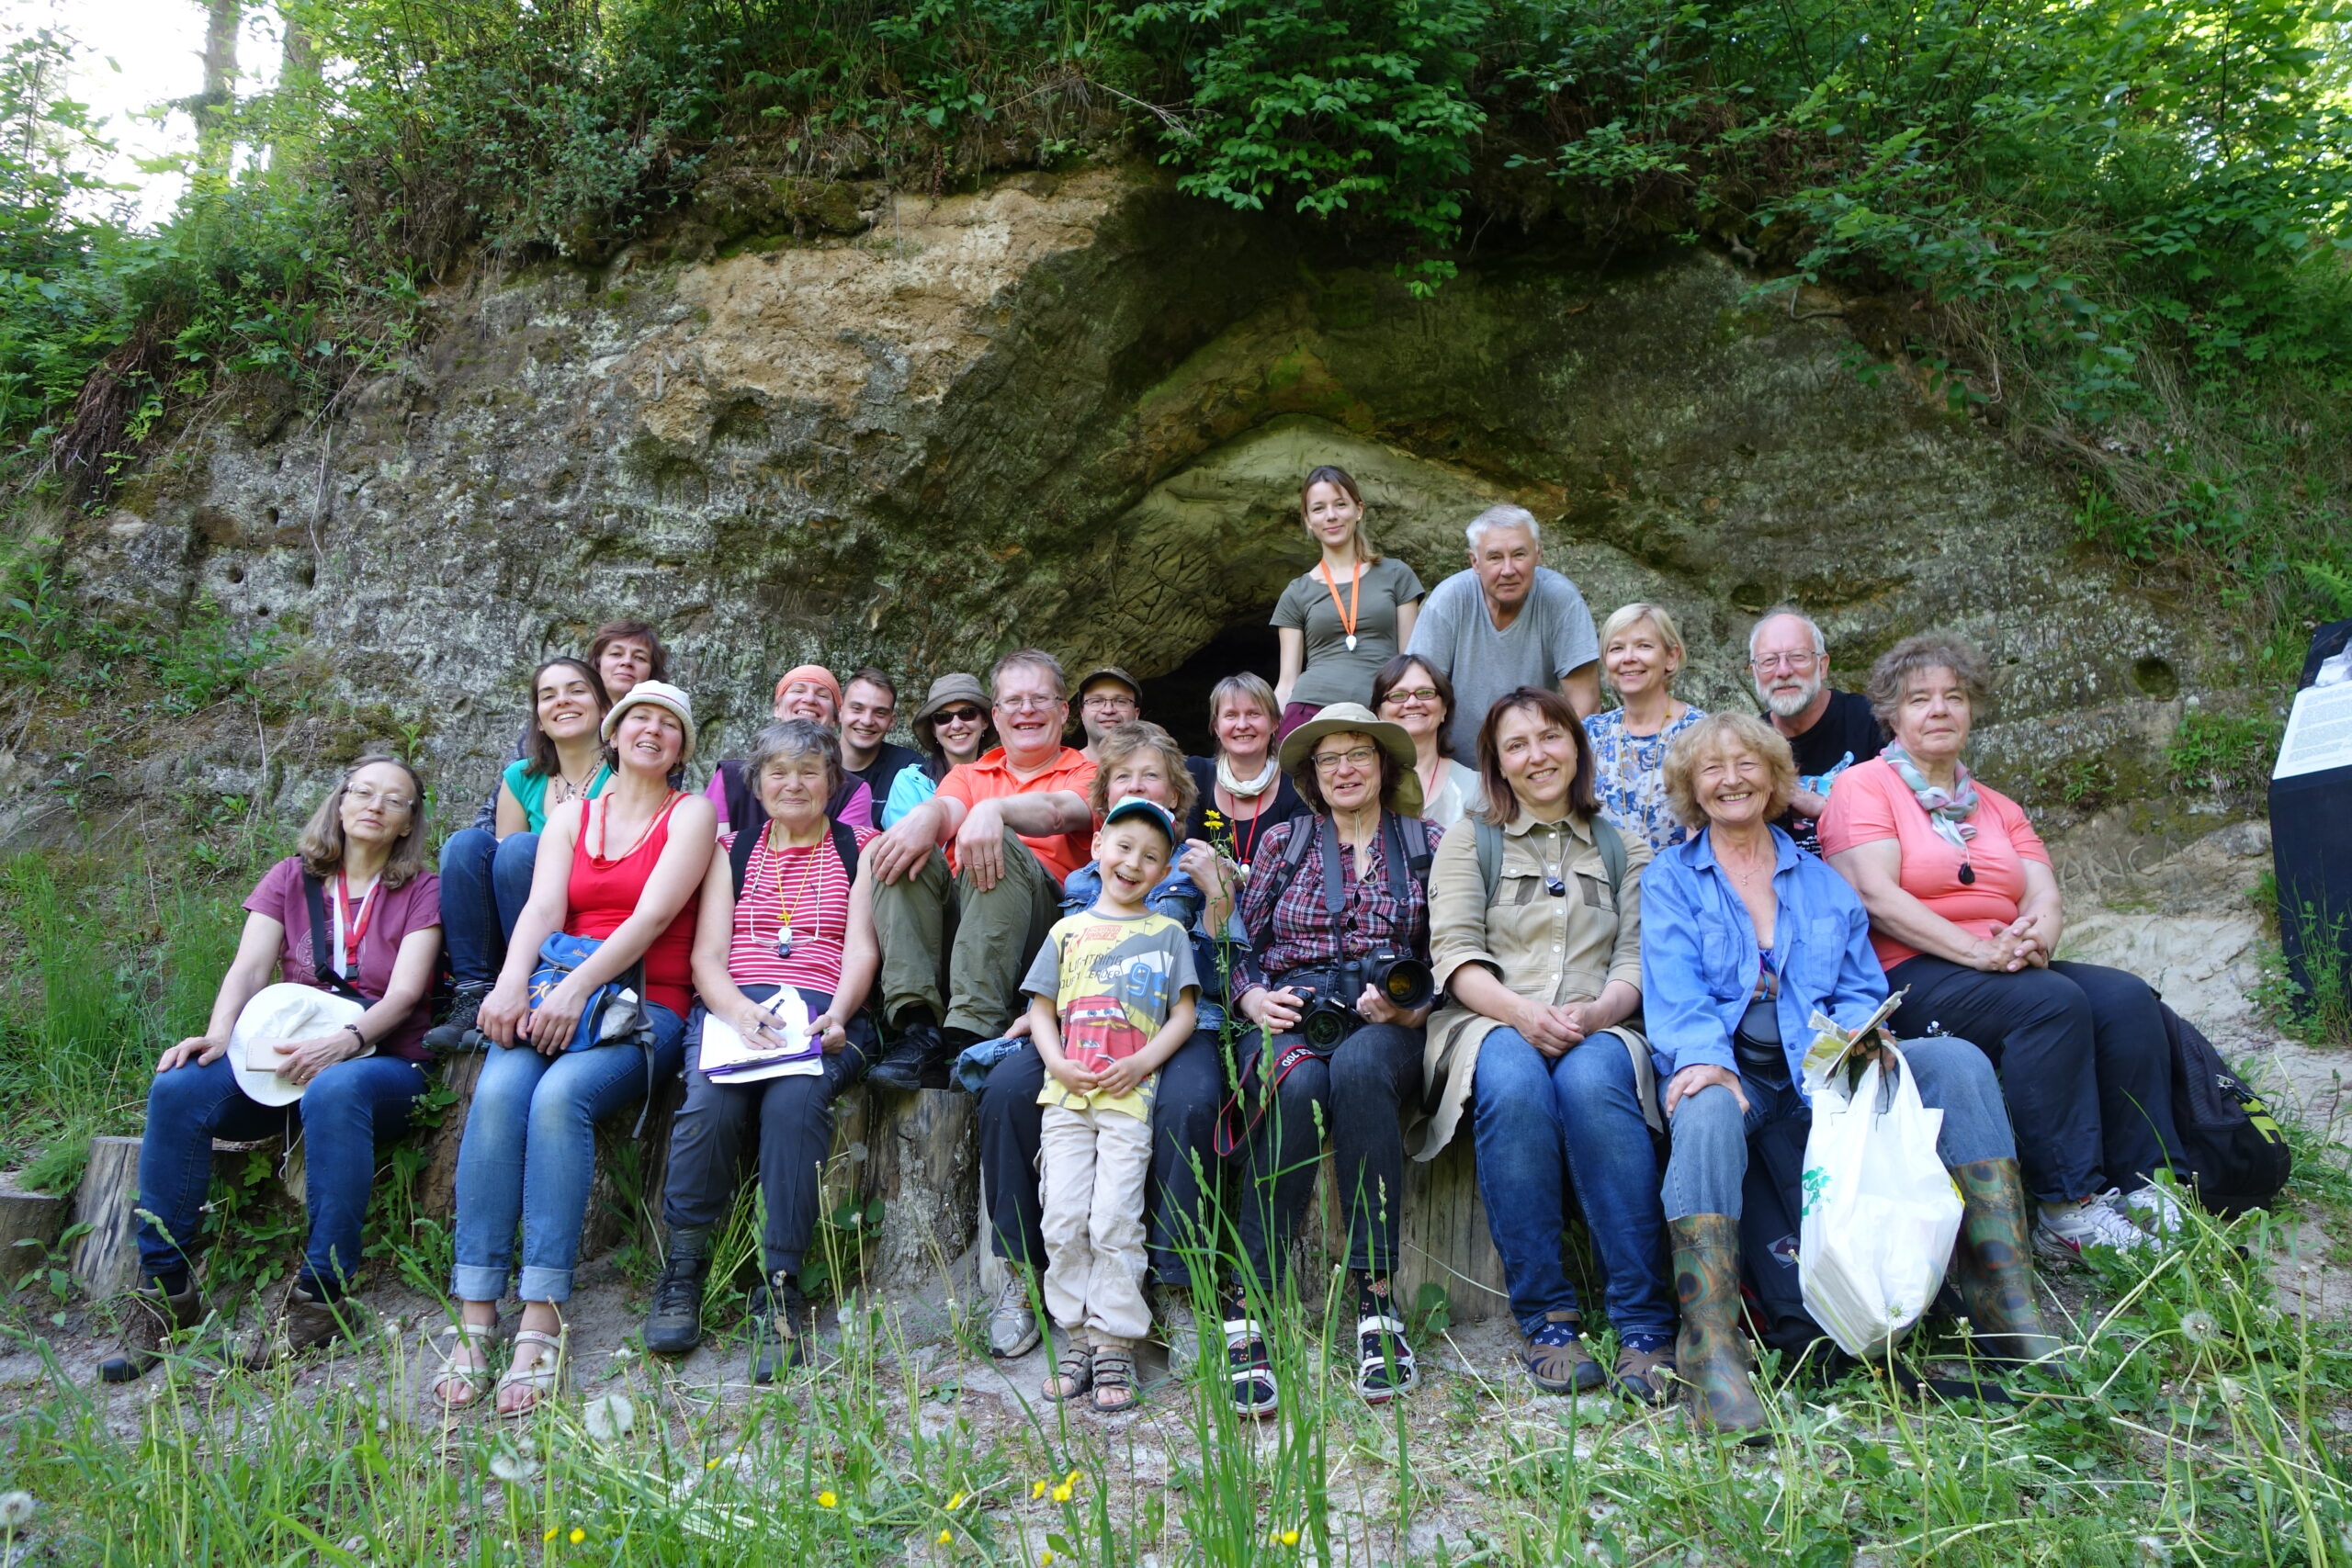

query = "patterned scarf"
[1883, 739, 1980, 852]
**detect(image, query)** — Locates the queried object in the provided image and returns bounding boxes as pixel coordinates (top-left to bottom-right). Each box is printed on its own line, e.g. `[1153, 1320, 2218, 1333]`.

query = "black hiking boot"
[866, 1018, 941, 1094]
[643, 1240, 711, 1358]
[424, 983, 494, 1054]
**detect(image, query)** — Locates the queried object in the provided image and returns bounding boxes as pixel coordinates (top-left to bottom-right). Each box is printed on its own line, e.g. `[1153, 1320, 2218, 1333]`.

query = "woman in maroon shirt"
[100, 757, 443, 1382]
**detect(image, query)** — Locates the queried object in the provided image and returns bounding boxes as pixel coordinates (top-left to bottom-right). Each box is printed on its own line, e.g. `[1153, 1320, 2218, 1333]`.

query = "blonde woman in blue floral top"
[1584, 603, 1705, 852]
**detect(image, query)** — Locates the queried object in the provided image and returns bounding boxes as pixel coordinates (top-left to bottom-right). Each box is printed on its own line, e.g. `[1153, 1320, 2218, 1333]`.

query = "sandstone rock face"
[39, 164, 2237, 814]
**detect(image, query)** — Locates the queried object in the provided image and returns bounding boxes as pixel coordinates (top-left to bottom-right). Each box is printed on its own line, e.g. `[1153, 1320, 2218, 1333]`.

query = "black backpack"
[2162, 1000, 2291, 1215]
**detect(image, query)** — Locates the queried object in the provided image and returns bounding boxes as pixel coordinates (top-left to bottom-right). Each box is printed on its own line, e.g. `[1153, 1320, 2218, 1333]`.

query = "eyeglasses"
[345, 786, 415, 812]
[997, 695, 1061, 713]
[934, 706, 985, 725]
[1311, 746, 1380, 773]
[1081, 694, 1137, 711]
[1749, 653, 1821, 674]
[1382, 687, 1440, 705]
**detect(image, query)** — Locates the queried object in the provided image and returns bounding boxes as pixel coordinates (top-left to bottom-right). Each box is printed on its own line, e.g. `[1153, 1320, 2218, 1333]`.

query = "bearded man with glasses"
[1747, 609, 1886, 853]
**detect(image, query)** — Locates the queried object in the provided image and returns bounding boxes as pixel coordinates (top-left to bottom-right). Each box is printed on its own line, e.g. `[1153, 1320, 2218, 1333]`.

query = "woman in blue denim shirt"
[1643, 713, 2062, 1439]
[972, 723, 1238, 1371]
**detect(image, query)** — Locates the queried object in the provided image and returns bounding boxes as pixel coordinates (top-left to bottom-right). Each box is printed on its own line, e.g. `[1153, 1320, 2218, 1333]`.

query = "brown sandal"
[1044, 1340, 1091, 1402]
[1091, 1346, 1137, 1414]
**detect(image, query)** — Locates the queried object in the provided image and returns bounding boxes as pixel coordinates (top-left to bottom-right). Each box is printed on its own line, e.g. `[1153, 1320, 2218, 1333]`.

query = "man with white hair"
[1747, 607, 1885, 852]
[1406, 504, 1601, 759]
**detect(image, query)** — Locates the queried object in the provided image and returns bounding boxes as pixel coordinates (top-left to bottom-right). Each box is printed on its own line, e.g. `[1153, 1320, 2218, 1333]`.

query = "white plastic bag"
[1798, 1043, 1964, 1358]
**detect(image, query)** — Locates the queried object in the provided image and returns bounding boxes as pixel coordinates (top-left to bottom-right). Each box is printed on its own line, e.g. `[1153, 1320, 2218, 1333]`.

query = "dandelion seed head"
[2178, 1310, 2218, 1342]
[0, 1493, 34, 1528]
[583, 1393, 637, 1442]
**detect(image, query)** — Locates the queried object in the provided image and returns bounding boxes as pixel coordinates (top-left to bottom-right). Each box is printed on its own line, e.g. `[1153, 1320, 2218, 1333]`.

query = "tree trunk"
[70, 1136, 143, 1299]
[193, 0, 243, 177]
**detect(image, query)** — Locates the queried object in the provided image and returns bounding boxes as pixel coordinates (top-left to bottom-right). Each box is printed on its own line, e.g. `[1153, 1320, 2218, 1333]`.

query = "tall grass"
[3, 1189, 2344, 1565]
[0, 837, 278, 1190]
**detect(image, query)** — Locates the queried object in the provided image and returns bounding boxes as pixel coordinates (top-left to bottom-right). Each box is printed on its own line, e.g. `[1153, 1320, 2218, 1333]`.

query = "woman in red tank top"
[439, 681, 716, 1415]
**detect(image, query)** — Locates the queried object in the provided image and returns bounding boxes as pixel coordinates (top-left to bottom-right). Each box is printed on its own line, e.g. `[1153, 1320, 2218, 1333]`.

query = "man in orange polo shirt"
[866, 649, 1099, 1090]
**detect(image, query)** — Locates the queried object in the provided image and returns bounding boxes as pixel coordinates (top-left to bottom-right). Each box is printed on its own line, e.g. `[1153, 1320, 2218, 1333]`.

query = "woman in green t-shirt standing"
[429, 658, 615, 1048]
[1272, 466, 1425, 741]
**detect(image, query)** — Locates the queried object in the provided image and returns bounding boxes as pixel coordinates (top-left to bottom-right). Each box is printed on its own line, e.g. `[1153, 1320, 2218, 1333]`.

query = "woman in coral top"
[437, 681, 715, 1414]
[1820, 633, 2184, 1263]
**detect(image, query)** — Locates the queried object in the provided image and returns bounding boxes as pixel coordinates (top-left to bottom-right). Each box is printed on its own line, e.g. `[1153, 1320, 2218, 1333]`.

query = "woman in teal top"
[430, 659, 614, 1048]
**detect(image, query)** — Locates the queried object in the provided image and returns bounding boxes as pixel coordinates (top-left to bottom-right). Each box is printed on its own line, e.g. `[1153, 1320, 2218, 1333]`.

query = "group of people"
[100, 471, 2198, 1439]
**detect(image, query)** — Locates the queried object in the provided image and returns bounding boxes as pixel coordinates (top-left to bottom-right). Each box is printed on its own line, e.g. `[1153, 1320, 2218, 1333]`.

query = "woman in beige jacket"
[1419, 686, 1674, 1403]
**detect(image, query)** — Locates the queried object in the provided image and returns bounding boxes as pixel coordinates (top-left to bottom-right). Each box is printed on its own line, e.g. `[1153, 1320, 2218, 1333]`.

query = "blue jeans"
[450, 1004, 685, 1303]
[437, 828, 539, 989]
[1659, 1035, 2014, 1221]
[1471, 1029, 1675, 1344]
[135, 1053, 427, 1295]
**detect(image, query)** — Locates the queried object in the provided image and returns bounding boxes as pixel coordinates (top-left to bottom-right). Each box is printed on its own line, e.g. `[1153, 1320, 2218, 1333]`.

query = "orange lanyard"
[765, 823, 825, 956]
[1317, 559, 1363, 652]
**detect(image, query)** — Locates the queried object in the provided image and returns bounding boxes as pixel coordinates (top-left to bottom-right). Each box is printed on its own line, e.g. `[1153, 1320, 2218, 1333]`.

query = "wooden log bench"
[0, 1168, 67, 1285]
[70, 1055, 1514, 1322]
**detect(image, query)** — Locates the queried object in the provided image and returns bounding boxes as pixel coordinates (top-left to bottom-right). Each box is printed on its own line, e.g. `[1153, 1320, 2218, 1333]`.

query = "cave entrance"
[1136, 603, 1281, 758]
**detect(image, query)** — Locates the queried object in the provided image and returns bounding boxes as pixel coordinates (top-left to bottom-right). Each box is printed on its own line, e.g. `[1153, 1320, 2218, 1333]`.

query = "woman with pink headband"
[707, 665, 876, 833]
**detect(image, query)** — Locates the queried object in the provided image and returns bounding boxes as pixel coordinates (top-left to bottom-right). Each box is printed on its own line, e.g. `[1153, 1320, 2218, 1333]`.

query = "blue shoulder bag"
[527, 933, 653, 1054]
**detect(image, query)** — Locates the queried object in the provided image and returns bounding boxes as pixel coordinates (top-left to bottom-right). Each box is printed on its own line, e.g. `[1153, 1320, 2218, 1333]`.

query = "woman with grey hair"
[1821, 633, 2186, 1260]
[1646, 711, 2058, 1438]
[642, 719, 880, 1381]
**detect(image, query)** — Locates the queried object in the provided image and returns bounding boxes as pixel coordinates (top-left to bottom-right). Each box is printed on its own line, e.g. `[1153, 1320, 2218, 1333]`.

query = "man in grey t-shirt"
[1406, 505, 1601, 760]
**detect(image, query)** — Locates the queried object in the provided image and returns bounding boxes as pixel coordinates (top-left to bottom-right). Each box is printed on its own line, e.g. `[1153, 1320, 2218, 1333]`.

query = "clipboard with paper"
[697, 987, 824, 1083]
[1799, 987, 1907, 1097]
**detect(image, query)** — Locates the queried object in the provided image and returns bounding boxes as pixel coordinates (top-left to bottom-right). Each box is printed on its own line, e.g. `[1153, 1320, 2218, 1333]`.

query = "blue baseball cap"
[1102, 794, 1177, 846]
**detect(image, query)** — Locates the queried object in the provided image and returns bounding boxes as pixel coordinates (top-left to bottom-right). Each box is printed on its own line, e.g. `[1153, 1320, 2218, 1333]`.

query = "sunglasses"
[934, 706, 985, 725]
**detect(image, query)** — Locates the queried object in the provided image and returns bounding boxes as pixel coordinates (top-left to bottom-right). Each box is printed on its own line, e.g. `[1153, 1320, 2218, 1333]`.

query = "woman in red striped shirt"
[642, 719, 880, 1381]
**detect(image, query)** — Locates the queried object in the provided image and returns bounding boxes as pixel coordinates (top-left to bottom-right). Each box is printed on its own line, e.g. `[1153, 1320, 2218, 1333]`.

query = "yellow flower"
[818, 1491, 839, 1509]
[706, 1457, 723, 1471]
[1041, 1553, 1056, 1567]
[1283, 1529, 1301, 1546]
[569, 1529, 585, 1545]
[1050, 1483, 1073, 1504]
[542, 1526, 558, 1542]
[948, 1492, 967, 1511]
[937, 1529, 954, 1545]
[1032, 1481, 1047, 1500]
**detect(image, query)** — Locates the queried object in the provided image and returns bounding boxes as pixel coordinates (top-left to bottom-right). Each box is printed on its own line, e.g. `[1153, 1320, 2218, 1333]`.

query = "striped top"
[722, 821, 877, 994]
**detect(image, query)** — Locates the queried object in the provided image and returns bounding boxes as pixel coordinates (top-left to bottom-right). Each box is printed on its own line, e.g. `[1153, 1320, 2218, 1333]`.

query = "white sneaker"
[2121, 1181, 2187, 1238]
[2034, 1190, 2157, 1259]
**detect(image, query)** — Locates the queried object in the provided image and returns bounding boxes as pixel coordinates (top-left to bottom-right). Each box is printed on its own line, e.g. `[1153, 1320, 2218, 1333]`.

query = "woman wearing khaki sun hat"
[1224, 701, 1441, 1419]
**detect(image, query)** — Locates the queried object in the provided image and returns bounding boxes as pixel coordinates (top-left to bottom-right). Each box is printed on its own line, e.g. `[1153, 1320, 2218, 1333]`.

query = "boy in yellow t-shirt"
[1020, 795, 1200, 1413]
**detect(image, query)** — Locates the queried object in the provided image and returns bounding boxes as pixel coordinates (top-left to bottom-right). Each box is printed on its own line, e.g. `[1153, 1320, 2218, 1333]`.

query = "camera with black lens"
[1297, 948, 1436, 1048]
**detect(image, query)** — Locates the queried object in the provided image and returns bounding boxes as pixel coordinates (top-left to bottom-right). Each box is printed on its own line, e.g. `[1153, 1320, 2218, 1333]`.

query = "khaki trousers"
[1037, 1101, 1154, 1345]
[871, 826, 1060, 1038]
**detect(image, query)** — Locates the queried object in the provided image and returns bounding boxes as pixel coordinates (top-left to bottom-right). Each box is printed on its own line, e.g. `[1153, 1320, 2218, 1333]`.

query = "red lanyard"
[334, 872, 379, 977]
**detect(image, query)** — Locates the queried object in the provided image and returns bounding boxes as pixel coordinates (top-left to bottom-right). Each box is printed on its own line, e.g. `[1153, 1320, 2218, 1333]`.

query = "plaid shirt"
[1239, 814, 1437, 986]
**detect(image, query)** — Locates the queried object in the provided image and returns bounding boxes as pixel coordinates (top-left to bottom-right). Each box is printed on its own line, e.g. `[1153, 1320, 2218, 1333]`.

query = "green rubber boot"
[1670, 1213, 1769, 1441]
[1952, 1158, 2070, 1371]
